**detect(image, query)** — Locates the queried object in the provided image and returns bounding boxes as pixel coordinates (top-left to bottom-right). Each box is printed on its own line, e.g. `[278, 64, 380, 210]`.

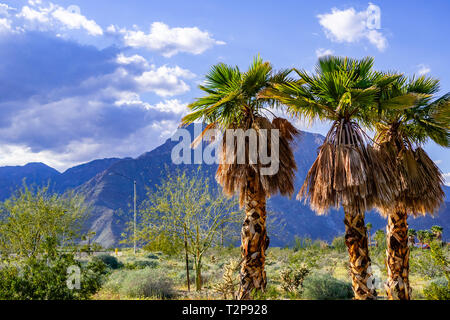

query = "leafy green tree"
[0, 185, 104, 300]
[374, 229, 386, 250]
[0, 251, 107, 300]
[423, 240, 450, 300]
[0, 184, 89, 259]
[126, 170, 241, 291]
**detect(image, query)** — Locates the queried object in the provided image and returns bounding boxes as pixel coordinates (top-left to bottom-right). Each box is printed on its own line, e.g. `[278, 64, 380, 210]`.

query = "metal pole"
[134, 180, 137, 255]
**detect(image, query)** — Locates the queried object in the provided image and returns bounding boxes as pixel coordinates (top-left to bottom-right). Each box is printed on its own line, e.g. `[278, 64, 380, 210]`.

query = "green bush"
[0, 253, 107, 300]
[423, 278, 450, 300]
[280, 266, 310, 294]
[331, 236, 346, 252]
[146, 253, 160, 260]
[302, 273, 353, 300]
[104, 268, 175, 299]
[125, 260, 158, 270]
[93, 254, 123, 270]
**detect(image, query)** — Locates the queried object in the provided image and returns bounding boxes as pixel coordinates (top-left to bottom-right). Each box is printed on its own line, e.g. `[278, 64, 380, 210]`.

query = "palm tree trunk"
[344, 207, 377, 300]
[238, 174, 268, 300]
[385, 210, 410, 300]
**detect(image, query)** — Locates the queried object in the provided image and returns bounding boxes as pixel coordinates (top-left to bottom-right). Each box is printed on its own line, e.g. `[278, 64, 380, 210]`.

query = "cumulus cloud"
[0, 1, 226, 170]
[417, 64, 431, 76]
[444, 173, 450, 186]
[115, 21, 225, 57]
[14, 1, 103, 36]
[0, 31, 191, 170]
[51, 6, 103, 36]
[317, 3, 387, 51]
[0, 3, 15, 16]
[315, 48, 334, 58]
[0, 17, 11, 32]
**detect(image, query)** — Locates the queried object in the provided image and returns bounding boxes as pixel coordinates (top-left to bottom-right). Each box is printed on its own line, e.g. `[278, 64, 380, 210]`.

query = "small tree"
[126, 170, 241, 291]
[0, 184, 89, 259]
[374, 230, 386, 250]
[431, 226, 444, 242]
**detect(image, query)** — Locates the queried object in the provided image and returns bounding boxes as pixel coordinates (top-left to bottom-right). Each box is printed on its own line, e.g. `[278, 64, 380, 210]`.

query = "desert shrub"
[104, 268, 175, 299]
[423, 277, 450, 300]
[289, 247, 320, 269]
[293, 236, 313, 251]
[213, 259, 240, 299]
[0, 253, 107, 300]
[253, 285, 280, 300]
[125, 260, 158, 270]
[302, 273, 353, 300]
[280, 266, 310, 294]
[176, 270, 196, 286]
[410, 250, 444, 279]
[331, 236, 346, 252]
[93, 254, 123, 270]
[146, 253, 160, 260]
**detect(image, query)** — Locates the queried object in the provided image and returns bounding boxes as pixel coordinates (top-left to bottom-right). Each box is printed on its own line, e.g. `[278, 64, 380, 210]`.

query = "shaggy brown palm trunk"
[344, 207, 377, 300]
[385, 210, 411, 300]
[238, 174, 268, 300]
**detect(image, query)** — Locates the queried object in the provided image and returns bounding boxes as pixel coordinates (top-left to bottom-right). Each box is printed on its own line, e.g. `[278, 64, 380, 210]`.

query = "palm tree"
[262, 56, 403, 299]
[408, 229, 417, 247]
[181, 56, 299, 299]
[431, 225, 444, 242]
[373, 75, 449, 300]
[417, 230, 427, 249]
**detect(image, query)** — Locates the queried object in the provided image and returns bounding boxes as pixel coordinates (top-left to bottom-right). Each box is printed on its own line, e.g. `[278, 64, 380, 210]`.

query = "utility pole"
[134, 180, 137, 255]
[109, 171, 138, 255]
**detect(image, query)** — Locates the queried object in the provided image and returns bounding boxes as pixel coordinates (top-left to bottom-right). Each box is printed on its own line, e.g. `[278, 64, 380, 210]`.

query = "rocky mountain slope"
[1, 126, 448, 247]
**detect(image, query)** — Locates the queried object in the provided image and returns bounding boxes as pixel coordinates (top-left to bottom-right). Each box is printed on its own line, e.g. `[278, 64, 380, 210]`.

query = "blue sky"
[0, 0, 448, 183]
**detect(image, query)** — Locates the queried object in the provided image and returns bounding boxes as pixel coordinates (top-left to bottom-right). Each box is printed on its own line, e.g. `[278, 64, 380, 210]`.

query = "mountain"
[0, 127, 449, 247]
[0, 158, 121, 200]
[0, 162, 59, 200]
[56, 158, 121, 192]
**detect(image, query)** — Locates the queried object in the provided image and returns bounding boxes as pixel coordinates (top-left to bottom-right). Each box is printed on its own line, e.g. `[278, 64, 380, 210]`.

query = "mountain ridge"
[0, 128, 449, 247]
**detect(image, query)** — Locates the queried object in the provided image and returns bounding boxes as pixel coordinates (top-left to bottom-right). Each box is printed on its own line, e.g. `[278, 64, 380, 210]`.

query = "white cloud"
[443, 173, 450, 186]
[0, 17, 11, 32]
[120, 22, 225, 57]
[135, 64, 195, 97]
[315, 48, 334, 58]
[14, 1, 103, 36]
[417, 64, 431, 76]
[51, 6, 103, 36]
[115, 96, 187, 115]
[116, 53, 149, 68]
[18, 5, 49, 23]
[150, 99, 187, 114]
[0, 3, 15, 16]
[317, 3, 387, 51]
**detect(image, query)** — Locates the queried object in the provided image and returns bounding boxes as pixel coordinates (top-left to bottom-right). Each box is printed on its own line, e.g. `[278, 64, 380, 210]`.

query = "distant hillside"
[0, 126, 448, 247]
[0, 158, 120, 200]
[0, 162, 59, 200]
